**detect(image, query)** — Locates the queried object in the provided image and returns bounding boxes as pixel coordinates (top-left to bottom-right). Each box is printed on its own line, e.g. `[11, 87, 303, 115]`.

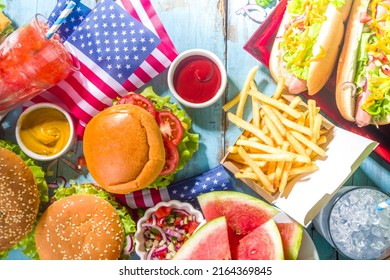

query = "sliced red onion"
[151, 214, 156, 225]
[142, 222, 167, 242]
[292, 11, 306, 23]
[341, 81, 357, 97]
[356, 77, 367, 88]
[173, 208, 190, 216]
[153, 245, 168, 256]
[165, 228, 183, 241]
[176, 229, 186, 234]
[146, 244, 156, 260]
[48, 183, 60, 189]
[54, 176, 67, 187]
[123, 235, 133, 254]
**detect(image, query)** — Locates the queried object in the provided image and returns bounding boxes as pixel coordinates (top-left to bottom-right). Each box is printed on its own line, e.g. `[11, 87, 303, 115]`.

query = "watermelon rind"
[236, 218, 284, 260]
[276, 222, 303, 260]
[173, 216, 231, 260]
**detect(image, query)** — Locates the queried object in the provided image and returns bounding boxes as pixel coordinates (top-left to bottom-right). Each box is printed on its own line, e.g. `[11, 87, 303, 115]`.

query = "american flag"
[114, 165, 234, 210]
[28, 0, 178, 136]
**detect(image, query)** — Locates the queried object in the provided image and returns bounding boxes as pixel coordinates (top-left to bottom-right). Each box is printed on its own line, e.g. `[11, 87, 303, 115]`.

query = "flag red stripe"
[132, 189, 147, 208]
[122, 79, 138, 92]
[156, 42, 178, 62]
[149, 188, 163, 206]
[78, 60, 119, 100]
[49, 85, 92, 123]
[65, 75, 108, 112]
[145, 54, 166, 73]
[133, 67, 152, 83]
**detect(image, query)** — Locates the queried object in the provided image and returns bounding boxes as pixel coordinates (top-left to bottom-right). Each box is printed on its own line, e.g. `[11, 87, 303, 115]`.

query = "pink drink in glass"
[0, 14, 78, 116]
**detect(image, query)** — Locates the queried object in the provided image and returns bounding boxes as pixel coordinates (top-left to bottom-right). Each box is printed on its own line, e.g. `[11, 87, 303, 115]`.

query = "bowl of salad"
[135, 200, 204, 260]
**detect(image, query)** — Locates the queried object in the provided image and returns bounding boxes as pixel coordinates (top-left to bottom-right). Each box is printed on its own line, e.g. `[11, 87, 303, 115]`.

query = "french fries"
[225, 69, 328, 195]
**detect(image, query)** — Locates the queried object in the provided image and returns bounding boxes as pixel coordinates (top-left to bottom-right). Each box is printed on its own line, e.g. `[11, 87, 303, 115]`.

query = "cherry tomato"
[157, 111, 184, 146]
[154, 206, 172, 219]
[159, 141, 179, 176]
[117, 93, 157, 118]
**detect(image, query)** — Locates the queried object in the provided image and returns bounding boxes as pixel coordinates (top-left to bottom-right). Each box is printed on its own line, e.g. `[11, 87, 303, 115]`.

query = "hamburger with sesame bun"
[34, 183, 136, 260]
[0, 140, 48, 259]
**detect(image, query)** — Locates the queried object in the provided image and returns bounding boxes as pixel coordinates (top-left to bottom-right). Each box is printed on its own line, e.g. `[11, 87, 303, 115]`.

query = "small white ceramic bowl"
[167, 49, 227, 108]
[134, 200, 204, 260]
[15, 103, 75, 162]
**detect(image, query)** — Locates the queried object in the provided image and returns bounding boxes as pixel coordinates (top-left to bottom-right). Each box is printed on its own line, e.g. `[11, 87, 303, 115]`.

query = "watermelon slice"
[236, 219, 284, 260]
[173, 216, 231, 260]
[276, 222, 303, 260]
[198, 191, 279, 259]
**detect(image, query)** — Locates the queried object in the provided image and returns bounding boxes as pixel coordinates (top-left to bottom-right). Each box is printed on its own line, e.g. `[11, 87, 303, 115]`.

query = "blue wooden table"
[2, 0, 390, 260]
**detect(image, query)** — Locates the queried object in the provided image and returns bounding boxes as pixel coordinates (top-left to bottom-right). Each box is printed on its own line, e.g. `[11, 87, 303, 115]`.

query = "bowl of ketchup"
[167, 49, 227, 108]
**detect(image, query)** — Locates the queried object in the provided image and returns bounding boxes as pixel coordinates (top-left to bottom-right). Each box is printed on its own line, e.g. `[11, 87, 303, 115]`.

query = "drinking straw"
[376, 199, 390, 211]
[45, 1, 76, 39]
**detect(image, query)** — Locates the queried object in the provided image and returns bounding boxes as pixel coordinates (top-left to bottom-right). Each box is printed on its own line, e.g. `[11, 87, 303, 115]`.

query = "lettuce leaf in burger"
[83, 86, 199, 194]
[0, 140, 48, 260]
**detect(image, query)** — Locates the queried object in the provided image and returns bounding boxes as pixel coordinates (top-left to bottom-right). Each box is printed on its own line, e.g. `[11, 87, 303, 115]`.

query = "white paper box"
[222, 125, 378, 227]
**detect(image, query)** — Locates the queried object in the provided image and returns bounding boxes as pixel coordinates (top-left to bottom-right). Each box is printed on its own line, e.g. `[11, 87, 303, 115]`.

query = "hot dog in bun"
[336, 0, 390, 127]
[269, 0, 352, 95]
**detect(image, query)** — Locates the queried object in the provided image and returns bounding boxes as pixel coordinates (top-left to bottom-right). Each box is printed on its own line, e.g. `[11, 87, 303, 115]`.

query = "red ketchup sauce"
[173, 55, 222, 104]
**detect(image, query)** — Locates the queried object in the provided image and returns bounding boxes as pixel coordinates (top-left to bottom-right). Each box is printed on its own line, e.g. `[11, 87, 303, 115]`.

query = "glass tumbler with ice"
[313, 186, 390, 260]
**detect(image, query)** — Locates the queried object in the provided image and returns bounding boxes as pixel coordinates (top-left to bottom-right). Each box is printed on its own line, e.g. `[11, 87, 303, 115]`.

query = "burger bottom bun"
[35, 194, 124, 260]
[83, 104, 166, 194]
[0, 147, 39, 252]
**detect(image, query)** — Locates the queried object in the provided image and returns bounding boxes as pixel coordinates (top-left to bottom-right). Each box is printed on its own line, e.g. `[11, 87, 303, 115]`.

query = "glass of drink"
[0, 14, 79, 118]
[313, 186, 390, 260]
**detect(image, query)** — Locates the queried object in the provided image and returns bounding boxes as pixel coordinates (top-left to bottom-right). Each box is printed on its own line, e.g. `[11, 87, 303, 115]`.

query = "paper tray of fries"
[221, 67, 378, 227]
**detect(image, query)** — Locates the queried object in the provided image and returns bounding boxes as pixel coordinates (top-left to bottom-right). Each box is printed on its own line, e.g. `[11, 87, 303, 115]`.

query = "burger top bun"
[0, 147, 39, 251]
[35, 194, 124, 260]
[83, 104, 166, 194]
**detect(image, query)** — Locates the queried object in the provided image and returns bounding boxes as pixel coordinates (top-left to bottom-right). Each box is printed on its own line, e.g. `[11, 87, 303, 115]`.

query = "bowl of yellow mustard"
[15, 103, 75, 161]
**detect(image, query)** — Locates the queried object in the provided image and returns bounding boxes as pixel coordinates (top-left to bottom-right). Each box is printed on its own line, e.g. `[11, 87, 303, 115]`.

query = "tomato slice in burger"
[117, 93, 157, 118]
[157, 111, 184, 146]
[159, 141, 179, 176]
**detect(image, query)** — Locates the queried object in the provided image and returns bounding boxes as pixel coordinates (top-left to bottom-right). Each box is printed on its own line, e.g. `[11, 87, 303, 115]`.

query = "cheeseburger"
[0, 140, 48, 259]
[83, 86, 199, 194]
[34, 183, 136, 260]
